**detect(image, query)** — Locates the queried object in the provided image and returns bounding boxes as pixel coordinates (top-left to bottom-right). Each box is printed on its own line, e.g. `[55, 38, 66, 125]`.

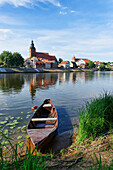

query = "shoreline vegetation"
[1, 93, 113, 169]
[0, 67, 97, 73]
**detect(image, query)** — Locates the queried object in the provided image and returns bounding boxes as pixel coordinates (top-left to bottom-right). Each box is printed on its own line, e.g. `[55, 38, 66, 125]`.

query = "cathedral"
[27, 40, 58, 69]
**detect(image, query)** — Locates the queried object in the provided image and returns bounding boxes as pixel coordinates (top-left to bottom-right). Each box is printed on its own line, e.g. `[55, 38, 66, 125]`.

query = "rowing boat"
[27, 99, 58, 153]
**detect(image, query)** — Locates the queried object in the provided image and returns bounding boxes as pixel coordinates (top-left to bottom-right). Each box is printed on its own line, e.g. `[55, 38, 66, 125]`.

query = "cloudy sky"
[1, 0, 113, 61]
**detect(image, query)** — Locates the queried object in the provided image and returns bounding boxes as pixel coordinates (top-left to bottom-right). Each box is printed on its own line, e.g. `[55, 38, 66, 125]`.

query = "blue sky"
[0, 0, 113, 61]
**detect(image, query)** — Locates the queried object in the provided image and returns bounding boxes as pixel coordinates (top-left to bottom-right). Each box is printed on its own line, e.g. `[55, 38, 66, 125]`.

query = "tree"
[0, 51, 13, 66]
[58, 58, 63, 63]
[99, 63, 105, 71]
[12, 52, 24, 67]
[0, 51, 24, 67]
[87, 61, 95, 69]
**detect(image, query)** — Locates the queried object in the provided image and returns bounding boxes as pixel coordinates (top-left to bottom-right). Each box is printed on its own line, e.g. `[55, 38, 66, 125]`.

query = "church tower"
[29, 40, 36, 57]
[72, 56, 76, 62]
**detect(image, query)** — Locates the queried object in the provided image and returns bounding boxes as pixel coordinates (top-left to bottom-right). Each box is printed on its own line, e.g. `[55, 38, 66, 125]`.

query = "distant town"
[0, 40, 113, 71]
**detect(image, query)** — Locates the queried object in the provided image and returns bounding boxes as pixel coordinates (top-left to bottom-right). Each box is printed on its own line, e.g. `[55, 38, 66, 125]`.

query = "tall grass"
[77, 93, 113, 142]
[0, 131, 48, 170]
[89, 153, 113, 170]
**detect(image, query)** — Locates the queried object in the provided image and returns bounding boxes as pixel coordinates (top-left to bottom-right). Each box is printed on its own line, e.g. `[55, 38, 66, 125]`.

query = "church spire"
[30, 40, 35, 49]
[29, 40, 36, 57]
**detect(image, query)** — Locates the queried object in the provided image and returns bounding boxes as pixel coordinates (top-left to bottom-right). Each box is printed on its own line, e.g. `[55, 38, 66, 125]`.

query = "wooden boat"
[27, 99, 58, 153]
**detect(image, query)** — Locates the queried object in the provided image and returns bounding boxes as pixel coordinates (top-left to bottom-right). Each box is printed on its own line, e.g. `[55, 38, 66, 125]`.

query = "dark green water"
[0, 71, 113, 138]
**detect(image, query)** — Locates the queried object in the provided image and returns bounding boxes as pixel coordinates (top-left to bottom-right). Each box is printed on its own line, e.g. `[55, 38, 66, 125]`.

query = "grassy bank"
[77, 92, 113, 142]
[0, 131, 48, 170]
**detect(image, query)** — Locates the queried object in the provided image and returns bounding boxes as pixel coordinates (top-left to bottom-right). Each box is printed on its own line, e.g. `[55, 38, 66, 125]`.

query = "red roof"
[59, 61, 69, 65]
[77, 59, 89, 63]
[82, 59, 89, 63]
[36, 52, 57, 61]
[25, 58, 30, 61]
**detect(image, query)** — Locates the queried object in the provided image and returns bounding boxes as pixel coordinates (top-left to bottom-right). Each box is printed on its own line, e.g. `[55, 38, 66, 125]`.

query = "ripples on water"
[0, 71, 113, 136]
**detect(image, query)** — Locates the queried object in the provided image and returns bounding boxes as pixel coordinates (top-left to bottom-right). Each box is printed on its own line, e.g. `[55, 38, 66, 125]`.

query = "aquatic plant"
[0, 131, 48, 170]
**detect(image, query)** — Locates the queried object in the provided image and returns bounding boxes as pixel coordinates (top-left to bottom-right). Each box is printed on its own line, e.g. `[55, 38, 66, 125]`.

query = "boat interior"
[28, 99, 57, 129]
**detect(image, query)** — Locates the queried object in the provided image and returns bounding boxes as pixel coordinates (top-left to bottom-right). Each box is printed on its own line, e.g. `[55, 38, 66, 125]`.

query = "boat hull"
[27, 99, 58, 153]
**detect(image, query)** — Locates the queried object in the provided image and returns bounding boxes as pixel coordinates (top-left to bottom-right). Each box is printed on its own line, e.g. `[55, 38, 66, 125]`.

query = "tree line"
[0, 51, 24, 67]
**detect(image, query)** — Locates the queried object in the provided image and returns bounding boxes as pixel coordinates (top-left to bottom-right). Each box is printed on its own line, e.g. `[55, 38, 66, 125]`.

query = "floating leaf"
[0, 121, 7, 124]
[0, 113, 3, 116]
[21, 125, 26, 129]
[17, 136, 22, 139]
[1, 141, 8, 145]
[16, 117, 20, 119]
[27, 115, 30, 117]
[17, 127, 21, 130]
[27, 112, 30, 113]
[10, 126, 15, 129]
[18, 142, 24, 148]
[5, 117, 9, 121]
[10, 117, 14, 120]
[21, 130, 26, 133]
[3, 129, 8, 134]
[21, 112, 23, 113]
[26, 135, 29, 138]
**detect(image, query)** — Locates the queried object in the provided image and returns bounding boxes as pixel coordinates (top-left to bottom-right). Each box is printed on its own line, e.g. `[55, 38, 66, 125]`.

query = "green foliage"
[89, 153, 113, 169]
[77, 93, 113, 142]
[58, 58, 63, 63]
[87, 60, 95, 69]
[0, 51, 24, 67]
[0, 131, 48, 170]
[99, 63, 106, 71]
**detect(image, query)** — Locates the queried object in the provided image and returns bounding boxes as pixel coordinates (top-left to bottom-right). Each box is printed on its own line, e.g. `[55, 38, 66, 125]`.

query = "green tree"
[99, 63, 105, 71]
[0, 51, 24, 67]
[12, 52, 24, 67]
[0, 51, 13, 66]
[58, 58, 63, 63]
[87, 60, 95, 69]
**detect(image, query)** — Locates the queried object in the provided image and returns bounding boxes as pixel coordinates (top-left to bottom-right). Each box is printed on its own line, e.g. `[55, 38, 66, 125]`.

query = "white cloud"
[70, 10, 76, 13]
[0, 0, 61, 7]
[59, 11, 67, 15]
[1, 23, 113, 61]
[0, 0, 31, 7]
[0, 29, 11, 40]
[0, 15, 25, 25]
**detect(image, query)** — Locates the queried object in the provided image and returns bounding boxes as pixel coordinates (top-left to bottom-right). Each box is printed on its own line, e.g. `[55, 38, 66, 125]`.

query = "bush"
[77, 93, 113, 142]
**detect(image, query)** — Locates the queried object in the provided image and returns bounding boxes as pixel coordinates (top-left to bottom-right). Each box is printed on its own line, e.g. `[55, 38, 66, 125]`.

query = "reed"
[0, 131, 48, 170]
[89, 153, 113, 170]
[77, 92, 113, 142]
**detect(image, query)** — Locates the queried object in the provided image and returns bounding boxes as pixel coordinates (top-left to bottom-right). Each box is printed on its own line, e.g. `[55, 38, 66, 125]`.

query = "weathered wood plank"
[31, 118, 57, 121]
[43, 104, 52, 107]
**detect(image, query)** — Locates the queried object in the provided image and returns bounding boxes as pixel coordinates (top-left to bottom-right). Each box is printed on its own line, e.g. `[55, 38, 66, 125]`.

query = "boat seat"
[43, 104, 52, 108]
[31, 118, 57, 121]
[35, 123, 54, 128]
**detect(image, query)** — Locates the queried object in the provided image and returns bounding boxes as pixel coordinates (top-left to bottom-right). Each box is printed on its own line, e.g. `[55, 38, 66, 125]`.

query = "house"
[25, 40, 58, 69]
[58, 61, 70, 69]
[71, 56, 89, 68]
[70, 56, 77, 68]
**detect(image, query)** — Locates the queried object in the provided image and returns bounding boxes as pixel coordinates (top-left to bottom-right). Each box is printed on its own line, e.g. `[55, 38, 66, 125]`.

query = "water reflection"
[0, 71, 112, 99]
[58, 72, 94, 84]
[29, 73, 58, 100]
[0, 74, 24, 94]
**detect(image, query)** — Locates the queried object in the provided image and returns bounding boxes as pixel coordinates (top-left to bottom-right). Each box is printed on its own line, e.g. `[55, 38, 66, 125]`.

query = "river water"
[0, 71, 113, 140]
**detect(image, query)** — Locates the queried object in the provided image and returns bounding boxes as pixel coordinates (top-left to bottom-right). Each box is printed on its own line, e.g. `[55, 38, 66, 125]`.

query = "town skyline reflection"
[0, 71, 110, 100]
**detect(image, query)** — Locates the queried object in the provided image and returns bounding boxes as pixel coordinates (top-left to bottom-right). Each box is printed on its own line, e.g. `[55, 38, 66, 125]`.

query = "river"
[0, 71, 113, 142]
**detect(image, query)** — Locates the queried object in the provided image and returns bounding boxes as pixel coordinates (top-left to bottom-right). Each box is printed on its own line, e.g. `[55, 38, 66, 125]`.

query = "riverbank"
[0, 67, 96, 73]
[47, 129, 113, 169]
